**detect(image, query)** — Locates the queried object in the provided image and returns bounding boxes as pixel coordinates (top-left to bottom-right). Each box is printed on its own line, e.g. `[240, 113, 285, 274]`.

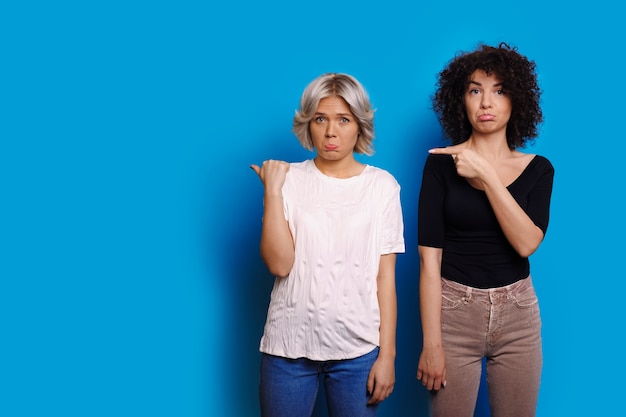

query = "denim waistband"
[441, 275, 533, 301]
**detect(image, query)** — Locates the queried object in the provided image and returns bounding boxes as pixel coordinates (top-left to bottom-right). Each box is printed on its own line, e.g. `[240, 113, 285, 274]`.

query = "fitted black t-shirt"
[418, 153, 554, 289]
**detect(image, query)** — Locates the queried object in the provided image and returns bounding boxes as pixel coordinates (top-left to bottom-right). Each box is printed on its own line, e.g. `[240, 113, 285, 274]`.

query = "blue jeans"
[260, 347, 380, 417]
[431, 276, 542, 417]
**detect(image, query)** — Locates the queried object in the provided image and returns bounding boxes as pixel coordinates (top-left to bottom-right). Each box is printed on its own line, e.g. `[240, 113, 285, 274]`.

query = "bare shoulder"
[512, 151, 536, 169]
[496, 152, 537, 187]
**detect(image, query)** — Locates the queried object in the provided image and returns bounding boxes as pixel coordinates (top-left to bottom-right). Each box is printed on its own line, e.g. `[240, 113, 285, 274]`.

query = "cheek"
[309, 124, 323, 139]
[463, 97, 476, 113]
[345, 130, 360, 145]
[499, 101, 512, 118]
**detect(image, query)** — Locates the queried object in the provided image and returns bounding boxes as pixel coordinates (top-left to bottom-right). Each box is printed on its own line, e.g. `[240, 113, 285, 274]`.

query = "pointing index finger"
[428, 146, 456, 155]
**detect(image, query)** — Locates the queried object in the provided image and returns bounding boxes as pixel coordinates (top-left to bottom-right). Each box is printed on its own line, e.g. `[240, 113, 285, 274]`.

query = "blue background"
[2, 1, 623, 416]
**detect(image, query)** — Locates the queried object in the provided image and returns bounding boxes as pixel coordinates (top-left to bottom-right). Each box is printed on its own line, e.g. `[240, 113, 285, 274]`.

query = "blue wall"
[2, 1, 623, 416]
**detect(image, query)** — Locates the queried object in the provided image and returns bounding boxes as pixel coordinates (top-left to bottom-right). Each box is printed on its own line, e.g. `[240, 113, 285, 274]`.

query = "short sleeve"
[418, 154, 447, 248]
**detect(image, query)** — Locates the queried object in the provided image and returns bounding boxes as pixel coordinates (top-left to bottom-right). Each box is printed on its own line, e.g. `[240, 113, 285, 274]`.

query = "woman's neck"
[313, 156, 364, 178]
[465, 135, 513, 162]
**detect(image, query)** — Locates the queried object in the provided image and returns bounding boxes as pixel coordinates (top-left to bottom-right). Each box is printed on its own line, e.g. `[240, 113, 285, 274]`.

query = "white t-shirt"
[259, 159, 405, 361]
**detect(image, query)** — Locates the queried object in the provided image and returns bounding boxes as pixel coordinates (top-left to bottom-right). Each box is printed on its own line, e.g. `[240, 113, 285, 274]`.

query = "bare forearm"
[377, 254, 397, 359]
[418, 246, 443, 349]
[482, 179, 544, 257]
[260, 194, 294, 277]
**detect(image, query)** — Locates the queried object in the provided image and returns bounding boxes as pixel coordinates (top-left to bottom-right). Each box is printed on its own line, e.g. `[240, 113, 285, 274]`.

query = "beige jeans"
[431, 276, 542, 417]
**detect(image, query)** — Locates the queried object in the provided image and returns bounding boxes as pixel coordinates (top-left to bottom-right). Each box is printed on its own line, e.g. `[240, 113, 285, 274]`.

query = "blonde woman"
[252, 73, 405, 417]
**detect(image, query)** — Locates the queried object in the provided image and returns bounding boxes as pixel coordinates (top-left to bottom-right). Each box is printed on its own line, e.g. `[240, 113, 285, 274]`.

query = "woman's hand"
[429, 146, 494, 182]
[367, 355, 395, 404]
[417, 345, 447, 391]
[250, 160, 290, 196]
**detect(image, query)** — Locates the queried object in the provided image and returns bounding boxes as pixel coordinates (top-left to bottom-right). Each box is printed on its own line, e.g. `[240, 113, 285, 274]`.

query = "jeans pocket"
[512, 284, 538, 309]
[441, 289, 466, 310]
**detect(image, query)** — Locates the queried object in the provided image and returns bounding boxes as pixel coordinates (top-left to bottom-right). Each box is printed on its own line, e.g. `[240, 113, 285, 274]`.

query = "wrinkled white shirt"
[259, 159, 405, 361]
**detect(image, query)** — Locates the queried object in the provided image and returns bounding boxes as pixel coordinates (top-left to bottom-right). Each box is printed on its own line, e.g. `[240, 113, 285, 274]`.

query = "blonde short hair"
[293, 73, 375, 155]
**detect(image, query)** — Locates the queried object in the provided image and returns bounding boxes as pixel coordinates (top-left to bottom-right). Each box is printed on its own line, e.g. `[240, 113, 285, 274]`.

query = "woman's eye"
[469, 88, 479, 94]
[496, 89, 504, 95]
[315, 116, 325, 123]
[340, 117, 350, 123]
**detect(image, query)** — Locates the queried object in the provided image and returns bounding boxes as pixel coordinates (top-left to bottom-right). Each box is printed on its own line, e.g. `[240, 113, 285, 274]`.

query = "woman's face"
[309, 96, 359, 162]
[464, 69, 512, 136]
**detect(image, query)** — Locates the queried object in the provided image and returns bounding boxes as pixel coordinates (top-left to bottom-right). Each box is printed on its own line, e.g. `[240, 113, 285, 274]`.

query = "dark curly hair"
[432, 42, 542, 149]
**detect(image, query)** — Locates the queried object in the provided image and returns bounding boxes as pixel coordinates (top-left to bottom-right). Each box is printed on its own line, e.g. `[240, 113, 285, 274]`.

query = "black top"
[418, 153, 554, 289]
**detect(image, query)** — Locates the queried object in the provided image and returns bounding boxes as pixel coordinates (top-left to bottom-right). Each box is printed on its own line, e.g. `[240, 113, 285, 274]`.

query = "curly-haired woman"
[416, 43, 554, 417]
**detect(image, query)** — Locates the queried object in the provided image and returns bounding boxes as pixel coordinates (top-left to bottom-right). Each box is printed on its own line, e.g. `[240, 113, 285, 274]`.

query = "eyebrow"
[469, 80, 503, 87]
[314, 112, 353, 117]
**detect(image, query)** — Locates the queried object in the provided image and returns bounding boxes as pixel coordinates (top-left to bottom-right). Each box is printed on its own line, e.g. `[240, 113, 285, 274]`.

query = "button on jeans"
[260, 347, 379, 417]
[431, 276, 542, 417]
